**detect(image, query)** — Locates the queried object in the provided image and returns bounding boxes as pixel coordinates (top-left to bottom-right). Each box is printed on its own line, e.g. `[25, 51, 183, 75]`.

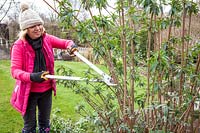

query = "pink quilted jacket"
[10, 33, 74, 116]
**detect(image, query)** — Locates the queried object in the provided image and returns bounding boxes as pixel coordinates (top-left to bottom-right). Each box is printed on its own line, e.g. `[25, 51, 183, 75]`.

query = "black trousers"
[23, 89, 52, 131]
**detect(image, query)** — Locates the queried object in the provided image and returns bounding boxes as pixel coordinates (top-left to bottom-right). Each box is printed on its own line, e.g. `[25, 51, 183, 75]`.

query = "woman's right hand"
[30, 71, 49, 83]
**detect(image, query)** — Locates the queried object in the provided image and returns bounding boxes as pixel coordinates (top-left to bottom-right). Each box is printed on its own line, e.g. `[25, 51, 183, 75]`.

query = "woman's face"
[27, 24, 43, 39]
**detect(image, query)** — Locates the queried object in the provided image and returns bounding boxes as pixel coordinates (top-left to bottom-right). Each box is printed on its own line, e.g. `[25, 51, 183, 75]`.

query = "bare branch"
[0, 0, 13, 23]
[0, 0, 7, 10]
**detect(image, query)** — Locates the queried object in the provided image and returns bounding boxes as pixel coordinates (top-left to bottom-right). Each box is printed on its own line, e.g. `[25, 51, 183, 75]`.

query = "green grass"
[0, 60, 146, 132]
[0, 60, 22, 132]
[0, 60, 93, 133]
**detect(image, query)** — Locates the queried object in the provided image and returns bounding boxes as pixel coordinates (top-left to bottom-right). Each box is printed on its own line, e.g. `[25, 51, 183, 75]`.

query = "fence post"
[0, 38, 3, 49]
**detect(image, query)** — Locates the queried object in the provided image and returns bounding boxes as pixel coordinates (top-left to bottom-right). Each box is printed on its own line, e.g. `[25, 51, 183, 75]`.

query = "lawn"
[0, 60, 94, 133]
[0, 60, 145, 132]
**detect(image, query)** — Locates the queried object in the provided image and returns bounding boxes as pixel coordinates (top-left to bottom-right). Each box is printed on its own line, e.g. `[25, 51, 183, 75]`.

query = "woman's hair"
[18, 26, 46, 40]
[18, 29, 28, 40]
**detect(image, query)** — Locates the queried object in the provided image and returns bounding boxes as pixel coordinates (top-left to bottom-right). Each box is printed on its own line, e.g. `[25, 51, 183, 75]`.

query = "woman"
[10, 3, 77, 133]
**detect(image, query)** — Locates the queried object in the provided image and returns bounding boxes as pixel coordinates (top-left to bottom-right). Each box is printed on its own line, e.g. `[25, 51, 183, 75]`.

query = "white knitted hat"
[19, 3, 44, 30]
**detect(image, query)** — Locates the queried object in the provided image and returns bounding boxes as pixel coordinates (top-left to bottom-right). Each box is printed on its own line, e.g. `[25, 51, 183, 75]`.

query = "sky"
[1, 0, 199, 25]
[19, 0, 117, 21]
[1, 0, 55, 23]
[27, 0, 115, 15]
[18, 0, 171, 18]
[20, 0, 56, 14]
[1, 0, 173, 23]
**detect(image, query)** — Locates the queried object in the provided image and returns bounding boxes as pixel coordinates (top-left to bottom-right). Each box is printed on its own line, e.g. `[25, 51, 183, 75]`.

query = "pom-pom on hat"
[19, 3, 44, 30]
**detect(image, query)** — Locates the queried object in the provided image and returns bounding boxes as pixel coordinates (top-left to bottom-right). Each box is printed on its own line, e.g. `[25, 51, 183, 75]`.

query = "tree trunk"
[147, 12, 153, 126]
[180, 0, 186, 106]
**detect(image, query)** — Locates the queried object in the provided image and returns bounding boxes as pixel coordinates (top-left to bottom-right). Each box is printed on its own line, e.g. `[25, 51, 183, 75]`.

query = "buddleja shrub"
[54, 0, 200, 132]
